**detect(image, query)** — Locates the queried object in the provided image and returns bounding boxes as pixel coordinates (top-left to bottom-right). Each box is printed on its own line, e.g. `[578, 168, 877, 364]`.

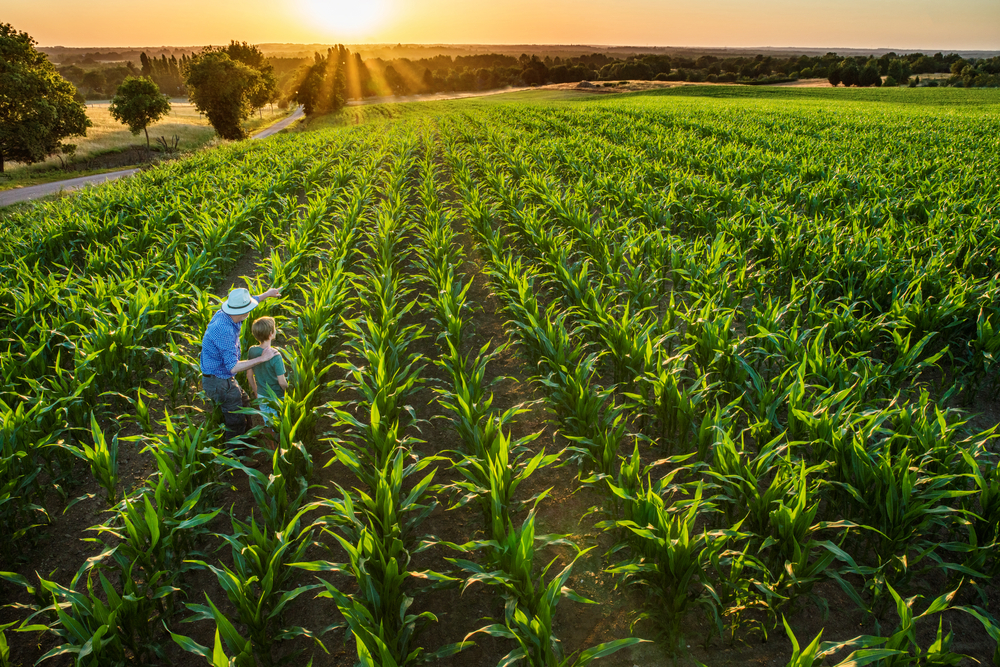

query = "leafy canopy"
[0, 23, 90, 171]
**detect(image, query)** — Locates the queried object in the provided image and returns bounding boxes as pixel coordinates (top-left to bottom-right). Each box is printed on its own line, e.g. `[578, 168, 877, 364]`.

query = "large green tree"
[109, 76, 171, 149]
[0, 23, 90, 173]
[184, 50, 263, 140]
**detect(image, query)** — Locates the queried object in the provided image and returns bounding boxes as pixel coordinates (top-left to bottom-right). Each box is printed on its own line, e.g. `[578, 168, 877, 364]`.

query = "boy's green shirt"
[248, 346, 286, 400]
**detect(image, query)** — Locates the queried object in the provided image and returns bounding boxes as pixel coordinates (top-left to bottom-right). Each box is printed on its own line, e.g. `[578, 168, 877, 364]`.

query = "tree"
[859, 61, 882, 87]
[349, 52, 372, 99]
[839, 61, 860, 87]
[185, 50, 263, 140]
[383, 65, 406, 95]
[887, 59, 911, 85]
[0, 23, 90, 173]
[224, 41, 277, 117]
[294, 53, 327, 116]
[326, 46, 349, 108]
[81, 70, 106, 94]
[109, 76, 171, 149]
[292, 47, 349, 116]
[912, 55, 939, 74]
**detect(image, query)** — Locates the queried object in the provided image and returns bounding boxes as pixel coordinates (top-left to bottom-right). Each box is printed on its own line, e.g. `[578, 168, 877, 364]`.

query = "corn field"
[2, 86, 1000, 666]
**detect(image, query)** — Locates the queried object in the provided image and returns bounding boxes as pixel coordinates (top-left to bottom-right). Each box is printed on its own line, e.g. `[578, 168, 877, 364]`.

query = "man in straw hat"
[201, 286, 281, 443]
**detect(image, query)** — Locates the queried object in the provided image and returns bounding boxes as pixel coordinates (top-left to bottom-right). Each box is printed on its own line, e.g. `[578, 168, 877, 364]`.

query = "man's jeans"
[202, 375, 251, 442]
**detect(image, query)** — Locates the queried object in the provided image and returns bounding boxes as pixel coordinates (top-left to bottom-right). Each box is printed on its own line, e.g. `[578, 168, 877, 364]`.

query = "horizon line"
[37, 42, 1000, 53]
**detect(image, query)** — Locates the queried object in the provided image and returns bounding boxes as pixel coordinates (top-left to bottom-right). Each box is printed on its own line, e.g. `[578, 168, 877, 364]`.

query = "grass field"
[1, 85, 1000, 667]
[0, 102, 292, 191]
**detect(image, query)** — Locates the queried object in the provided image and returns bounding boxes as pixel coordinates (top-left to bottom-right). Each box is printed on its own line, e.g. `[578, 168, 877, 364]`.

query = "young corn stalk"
[64, 413, 119, 506]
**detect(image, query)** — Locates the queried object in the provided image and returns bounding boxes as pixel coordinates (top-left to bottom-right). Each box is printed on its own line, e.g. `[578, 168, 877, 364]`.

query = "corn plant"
[328, 452, 438, 550]
[703, 543, 779, 643]
[602, 482, 730, 648]
[171, 596, 255, 667]
[144, 412, 222, 511]
[181, 508, 321, 667]
[760, 462, 859, 604]
[778, 616, 905, 667]
[445, 418, 555, 543]
[1, 568, 162, 665]
[705, 432, 796, 535]
[815, 585, 972, 666]
[469, 549, 646, 667]
[958, 448, 1000, 578]
[224, 443, 313, 535]
[64, 414, 119, 506]
[0, 397, 60, 545]
[0, 623, 10, 667]
[827, 438, 974, 586]
[305, 525, 464, 666]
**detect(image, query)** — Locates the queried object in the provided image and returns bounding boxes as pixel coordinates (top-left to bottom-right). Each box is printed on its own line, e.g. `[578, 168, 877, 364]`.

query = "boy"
[247, 316, 288, 429]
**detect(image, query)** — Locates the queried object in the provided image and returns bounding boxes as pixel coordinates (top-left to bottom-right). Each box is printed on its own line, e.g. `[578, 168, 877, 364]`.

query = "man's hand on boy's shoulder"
[259, 347, 278, 362]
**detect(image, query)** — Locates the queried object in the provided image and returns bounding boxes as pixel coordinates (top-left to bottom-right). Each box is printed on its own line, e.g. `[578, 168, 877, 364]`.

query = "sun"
[300, 0, 390, 39]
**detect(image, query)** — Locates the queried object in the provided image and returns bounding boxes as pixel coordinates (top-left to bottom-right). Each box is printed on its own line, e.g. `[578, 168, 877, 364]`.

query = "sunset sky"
[7, 0, 999, 50]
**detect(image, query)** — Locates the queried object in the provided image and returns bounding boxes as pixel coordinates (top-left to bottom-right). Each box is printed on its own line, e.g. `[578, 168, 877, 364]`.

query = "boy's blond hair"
[251, 316, 276, 343]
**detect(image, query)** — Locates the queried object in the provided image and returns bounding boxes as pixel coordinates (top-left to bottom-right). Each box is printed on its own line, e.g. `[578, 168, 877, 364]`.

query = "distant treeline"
[394, 50, 1000, 90]
[55, 47, 1000, 102]
[137, 52, 193, 96]
[280, 49, 999, 103]
[58, 51, 196, 98]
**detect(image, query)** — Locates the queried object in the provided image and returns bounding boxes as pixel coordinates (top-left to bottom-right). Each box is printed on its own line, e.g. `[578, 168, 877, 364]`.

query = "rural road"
[0, 169, 143, 207]
[0, 106, 305, 208]
[251, 105, 304, 139]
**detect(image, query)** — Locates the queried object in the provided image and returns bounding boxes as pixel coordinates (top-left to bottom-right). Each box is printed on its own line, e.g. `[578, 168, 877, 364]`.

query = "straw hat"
[221, 288, 259, 315]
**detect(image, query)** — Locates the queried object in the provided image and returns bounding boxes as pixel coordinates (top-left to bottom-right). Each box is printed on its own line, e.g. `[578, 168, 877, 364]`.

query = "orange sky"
[7, 0, 999, 50]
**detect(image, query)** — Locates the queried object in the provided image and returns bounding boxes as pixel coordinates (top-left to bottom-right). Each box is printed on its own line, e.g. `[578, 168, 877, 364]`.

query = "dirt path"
[0, 107, 304, 208]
